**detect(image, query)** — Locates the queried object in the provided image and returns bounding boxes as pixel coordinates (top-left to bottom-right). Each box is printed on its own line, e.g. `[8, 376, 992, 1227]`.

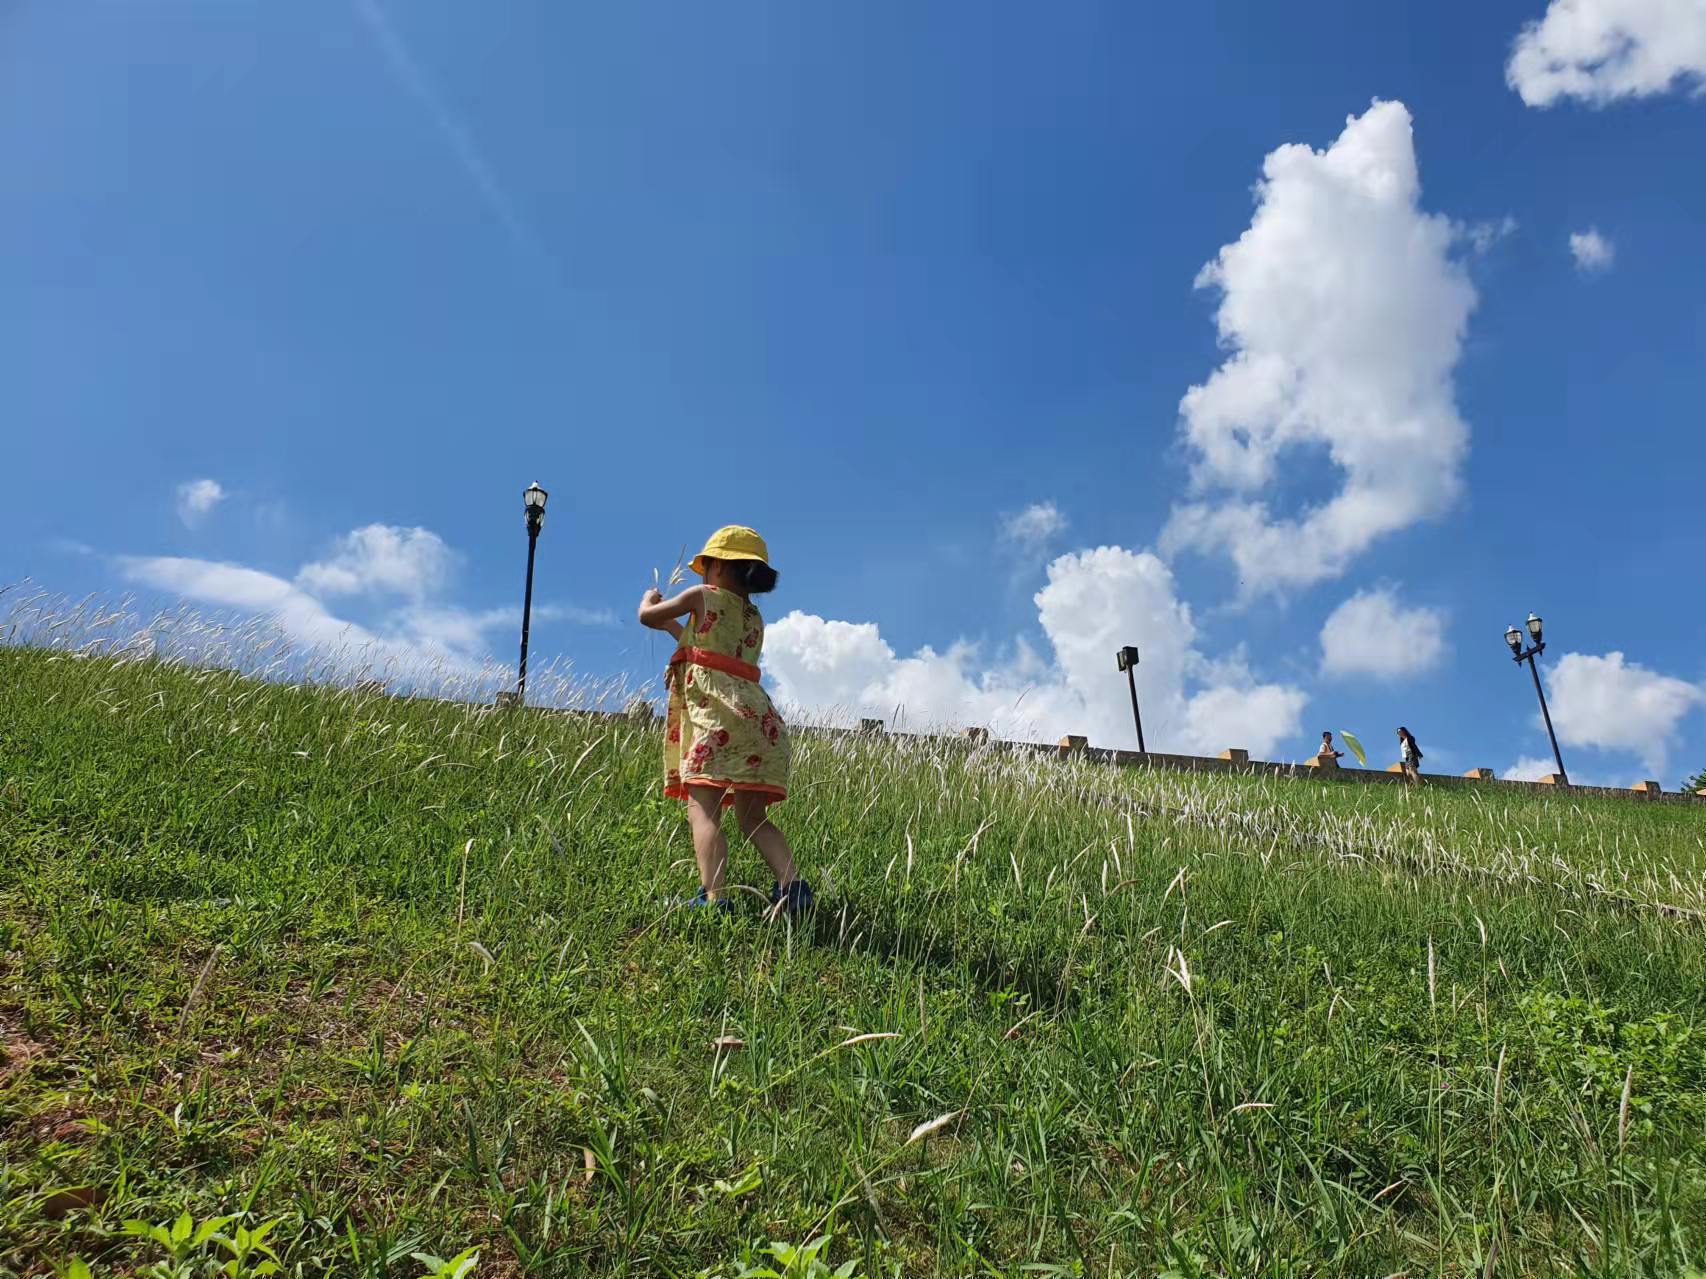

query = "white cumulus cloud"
[175, 479, 227, 528]
[1544, 650, 1704, 772]
[1319, 588, 1446, 679]
[764, 545, 1307, 758]
[1508, 0, 1706, 106]
[1503, 755, 1563, 781]
[1000, 502, 1067, 546]
[1161, 101, 1477, 597]
[1569, 227, 1616, 272]
[297, 525, 456, 600]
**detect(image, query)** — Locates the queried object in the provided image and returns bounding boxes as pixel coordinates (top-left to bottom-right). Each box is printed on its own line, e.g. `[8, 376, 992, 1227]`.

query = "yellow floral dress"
[663, 585, 790, 806]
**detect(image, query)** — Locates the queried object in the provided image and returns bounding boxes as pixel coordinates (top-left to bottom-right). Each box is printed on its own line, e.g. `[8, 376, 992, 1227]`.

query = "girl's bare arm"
[638, 585, 703, 631]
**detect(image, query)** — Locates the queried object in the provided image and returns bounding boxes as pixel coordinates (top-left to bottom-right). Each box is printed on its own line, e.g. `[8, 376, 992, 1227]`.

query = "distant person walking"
[1318, 731, 1345, 764]
[637, 526, 812, 917]
[1396, 726, 1424, 785]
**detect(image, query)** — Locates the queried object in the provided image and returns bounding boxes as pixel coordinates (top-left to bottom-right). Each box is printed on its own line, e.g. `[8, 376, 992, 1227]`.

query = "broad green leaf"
[171, 1212, 193, 1245]
[1340, 730, 1367, 766]
[713, 1167, 763, 1197]
[194, 1215, 234, 1247]
[248, 1218, 282, 1244]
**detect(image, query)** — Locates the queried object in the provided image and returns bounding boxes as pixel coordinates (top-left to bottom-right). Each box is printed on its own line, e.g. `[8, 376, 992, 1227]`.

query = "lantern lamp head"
[523, 482, 548, 531]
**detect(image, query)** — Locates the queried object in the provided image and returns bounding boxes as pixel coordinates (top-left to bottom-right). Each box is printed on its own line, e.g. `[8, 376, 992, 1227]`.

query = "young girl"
[637, 525, 812, 916]
[1396, 726, 1424, 785]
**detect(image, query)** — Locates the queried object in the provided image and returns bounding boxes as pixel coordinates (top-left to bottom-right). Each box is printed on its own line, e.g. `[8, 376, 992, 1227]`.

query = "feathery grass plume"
[1618, 1065, 1634, 1152]
[176, 945, 222, 1034]
[836, 1032, 900, 1049]
[1166, 946, 1193, 995]
[1492, 1044, 1507, 1135]
[653, 546, 688, 591]
[906, 1111, 962, 1145]
[1427, 935, 1437, 1010]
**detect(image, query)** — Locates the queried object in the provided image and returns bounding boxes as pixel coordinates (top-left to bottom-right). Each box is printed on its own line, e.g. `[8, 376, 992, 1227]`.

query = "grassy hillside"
[2, 645, 1704, 1277]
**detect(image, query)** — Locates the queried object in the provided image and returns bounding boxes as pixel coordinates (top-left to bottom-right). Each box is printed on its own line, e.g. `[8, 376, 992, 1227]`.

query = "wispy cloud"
[1000, 502, 1067, 547]
[118, 523, 616, 677]
[1463, 215, 1518, 254]
[352, 0, 546, 263]
[176, 479, 227, 528]
[402, 602, 616, 654]
[1569, 228, 1616, 273]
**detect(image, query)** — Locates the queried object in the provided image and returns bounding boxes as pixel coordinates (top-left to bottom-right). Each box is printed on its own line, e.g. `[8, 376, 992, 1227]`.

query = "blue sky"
[4, 1, 1705, 786]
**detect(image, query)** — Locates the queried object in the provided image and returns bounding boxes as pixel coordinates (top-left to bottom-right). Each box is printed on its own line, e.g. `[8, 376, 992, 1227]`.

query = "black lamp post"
[516, 482, 548, 702]
[1116, 645, 1147, 754]
[1504, 611, 1567, 784]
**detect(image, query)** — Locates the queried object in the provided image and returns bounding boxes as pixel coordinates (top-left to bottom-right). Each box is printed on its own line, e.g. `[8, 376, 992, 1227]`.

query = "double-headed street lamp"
[1503, 611, 1567, 785]
[516, 482, 548, 702]
[1116, 645, 1147, 754]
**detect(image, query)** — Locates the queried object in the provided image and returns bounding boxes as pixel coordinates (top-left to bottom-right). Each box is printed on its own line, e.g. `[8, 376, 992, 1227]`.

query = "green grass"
[2, 643, 1705, 1278]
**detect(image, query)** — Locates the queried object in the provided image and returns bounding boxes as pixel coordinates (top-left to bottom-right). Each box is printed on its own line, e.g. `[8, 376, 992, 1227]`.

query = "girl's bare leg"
[734, 793, 799, 887]
[685, 787, 729, 898]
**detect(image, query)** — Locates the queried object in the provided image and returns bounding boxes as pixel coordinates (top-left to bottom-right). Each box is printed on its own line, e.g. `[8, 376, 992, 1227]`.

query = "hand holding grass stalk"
[642, 547, 691, 642]
[638, 587, 683, 641]
[652, 545, 688, 591]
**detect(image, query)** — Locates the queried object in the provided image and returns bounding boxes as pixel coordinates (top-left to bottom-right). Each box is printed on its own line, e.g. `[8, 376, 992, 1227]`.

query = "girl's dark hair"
[715, 559, 779, 596]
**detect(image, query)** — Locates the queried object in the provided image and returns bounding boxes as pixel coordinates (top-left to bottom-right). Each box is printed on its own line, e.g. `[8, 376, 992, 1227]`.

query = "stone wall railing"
[512, 700, 1706, 806]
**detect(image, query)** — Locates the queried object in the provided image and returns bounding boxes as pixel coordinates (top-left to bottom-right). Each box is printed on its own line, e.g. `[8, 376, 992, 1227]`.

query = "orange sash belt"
[670, 646, 761, 682]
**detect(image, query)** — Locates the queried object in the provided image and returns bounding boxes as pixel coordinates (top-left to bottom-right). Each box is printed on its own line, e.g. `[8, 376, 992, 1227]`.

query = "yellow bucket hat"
[690, 525, 770, 576]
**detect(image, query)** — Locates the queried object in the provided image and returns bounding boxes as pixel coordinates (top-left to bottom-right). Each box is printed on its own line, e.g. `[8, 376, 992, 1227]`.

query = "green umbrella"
[1340, 731, 1367, 767]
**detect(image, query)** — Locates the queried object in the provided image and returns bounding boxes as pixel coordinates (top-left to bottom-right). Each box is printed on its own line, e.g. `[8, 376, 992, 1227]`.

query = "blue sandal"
[678, 887, 735, 915]
[768, 880, 815, 916]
